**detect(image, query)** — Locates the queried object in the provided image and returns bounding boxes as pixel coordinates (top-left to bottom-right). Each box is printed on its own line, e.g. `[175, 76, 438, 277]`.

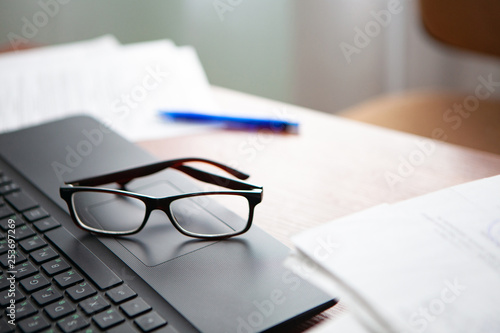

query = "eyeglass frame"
[60, 158, 263, 239]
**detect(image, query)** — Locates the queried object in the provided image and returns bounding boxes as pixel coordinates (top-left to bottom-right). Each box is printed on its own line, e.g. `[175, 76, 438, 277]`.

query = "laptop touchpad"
[88, 180, 221, 267]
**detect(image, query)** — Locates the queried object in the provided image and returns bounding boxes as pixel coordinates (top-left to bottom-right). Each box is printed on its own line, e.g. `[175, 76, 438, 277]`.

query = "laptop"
[0, 115, 334, 332]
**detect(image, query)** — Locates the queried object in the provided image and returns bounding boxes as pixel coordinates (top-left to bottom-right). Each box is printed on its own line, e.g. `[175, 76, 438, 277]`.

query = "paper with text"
[0, 36, 218, 141]
[289, 175, 500, 333]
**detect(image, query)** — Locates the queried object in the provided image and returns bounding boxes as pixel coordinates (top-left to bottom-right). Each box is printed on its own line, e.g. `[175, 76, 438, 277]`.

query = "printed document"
[288, 175, 500, 333]
[0, 35, 218, 141]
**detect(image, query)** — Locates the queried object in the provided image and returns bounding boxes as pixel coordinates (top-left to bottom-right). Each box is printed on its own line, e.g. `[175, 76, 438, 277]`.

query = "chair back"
[420, 0, 500, 58]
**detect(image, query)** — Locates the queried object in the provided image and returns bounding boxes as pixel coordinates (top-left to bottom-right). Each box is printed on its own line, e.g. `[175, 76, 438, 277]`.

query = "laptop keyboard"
[0, 170, 168, 332]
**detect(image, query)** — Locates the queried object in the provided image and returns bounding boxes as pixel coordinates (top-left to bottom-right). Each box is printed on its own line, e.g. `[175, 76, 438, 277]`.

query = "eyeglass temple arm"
[65, 158, 249, 187]
[172, 165, 261, 191]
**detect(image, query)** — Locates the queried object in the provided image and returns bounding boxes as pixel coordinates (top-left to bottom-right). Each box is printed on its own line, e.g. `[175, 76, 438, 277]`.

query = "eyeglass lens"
[170, 194, 250, 236]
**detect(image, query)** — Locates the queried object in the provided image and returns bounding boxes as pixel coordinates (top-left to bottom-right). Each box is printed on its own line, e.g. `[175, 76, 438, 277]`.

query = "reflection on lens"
[73, 191, 146, 233]
[170, 194, 249, 236]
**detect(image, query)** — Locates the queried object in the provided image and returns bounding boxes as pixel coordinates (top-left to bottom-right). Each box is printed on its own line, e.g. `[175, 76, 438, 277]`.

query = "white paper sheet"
[0, 36, 218, 141]
[288, 175, 500, 333]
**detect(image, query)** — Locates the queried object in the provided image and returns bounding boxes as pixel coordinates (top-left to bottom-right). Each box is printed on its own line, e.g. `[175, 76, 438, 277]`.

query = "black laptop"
[0, 115, 334, 332]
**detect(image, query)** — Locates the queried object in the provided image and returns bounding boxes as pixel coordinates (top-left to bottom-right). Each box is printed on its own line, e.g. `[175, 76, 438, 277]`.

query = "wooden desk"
[139, 86, 500, 331]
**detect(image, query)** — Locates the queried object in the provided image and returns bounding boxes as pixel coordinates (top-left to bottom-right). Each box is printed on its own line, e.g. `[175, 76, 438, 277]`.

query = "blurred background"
[1, 0, 499, 114]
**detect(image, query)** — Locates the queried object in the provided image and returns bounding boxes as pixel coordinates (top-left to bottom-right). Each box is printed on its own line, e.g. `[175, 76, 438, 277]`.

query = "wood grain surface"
[139, 86, 500, 331]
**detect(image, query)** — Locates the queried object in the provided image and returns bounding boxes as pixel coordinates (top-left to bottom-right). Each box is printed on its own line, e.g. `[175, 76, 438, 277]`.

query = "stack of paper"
[0, 35, 218, 141]
[286, 175, 500, 333]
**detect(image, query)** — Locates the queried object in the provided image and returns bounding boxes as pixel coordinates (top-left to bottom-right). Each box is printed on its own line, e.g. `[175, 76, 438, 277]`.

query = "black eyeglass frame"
[60, 158, 263, 239]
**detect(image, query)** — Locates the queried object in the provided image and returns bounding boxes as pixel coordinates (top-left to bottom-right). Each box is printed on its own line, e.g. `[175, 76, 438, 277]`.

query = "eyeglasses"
[60, 158, 263, 239]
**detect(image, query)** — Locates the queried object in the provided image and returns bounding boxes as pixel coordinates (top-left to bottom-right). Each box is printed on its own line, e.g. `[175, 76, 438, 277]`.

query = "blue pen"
[159, 110, 299, 133]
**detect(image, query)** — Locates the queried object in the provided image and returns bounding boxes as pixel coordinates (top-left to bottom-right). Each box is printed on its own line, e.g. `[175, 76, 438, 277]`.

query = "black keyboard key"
[79, 325, 101, 332]
[57, 313, 89, 333]
[42, 258, 70, 276]
[45, 299, 76, 320]
[0, 250, 26, 268]
[79, 295, 110, 315]
[0, 275, 12, 291]
[18, 314, 50, 333]
[0, 206, 14, 219]
[0, 289, 12, 306]
[0, 215, 23, 231]
[120, 297, 151, 318]
[106, 284, 136, 304]
[0, 240, 9, 255]
[19, 236, 47, 252]
[33, 217, 60, 233]
[108, 323, 137, 333]
[134, 311, 167, 332]
[54, 270, 83, 289]
[0, 318, 14, 333]
[45, 228, 122, 290]
[4, 191, 38, 212]
[14, 299, 37, 320]
[14, 262, 38, 279]
[15, 225, 36, 240]
[30, 247, 58, 264]
[66, 281, 96, 302]
[20, 274, 50, 293]
[0, 289, 25, 307]
[32, 286, 63, 306]
[0, 183, 19, 196]
[23, 207, 49, 222]
[93, 308, 125, 330]
[0, 197, 4, 206]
